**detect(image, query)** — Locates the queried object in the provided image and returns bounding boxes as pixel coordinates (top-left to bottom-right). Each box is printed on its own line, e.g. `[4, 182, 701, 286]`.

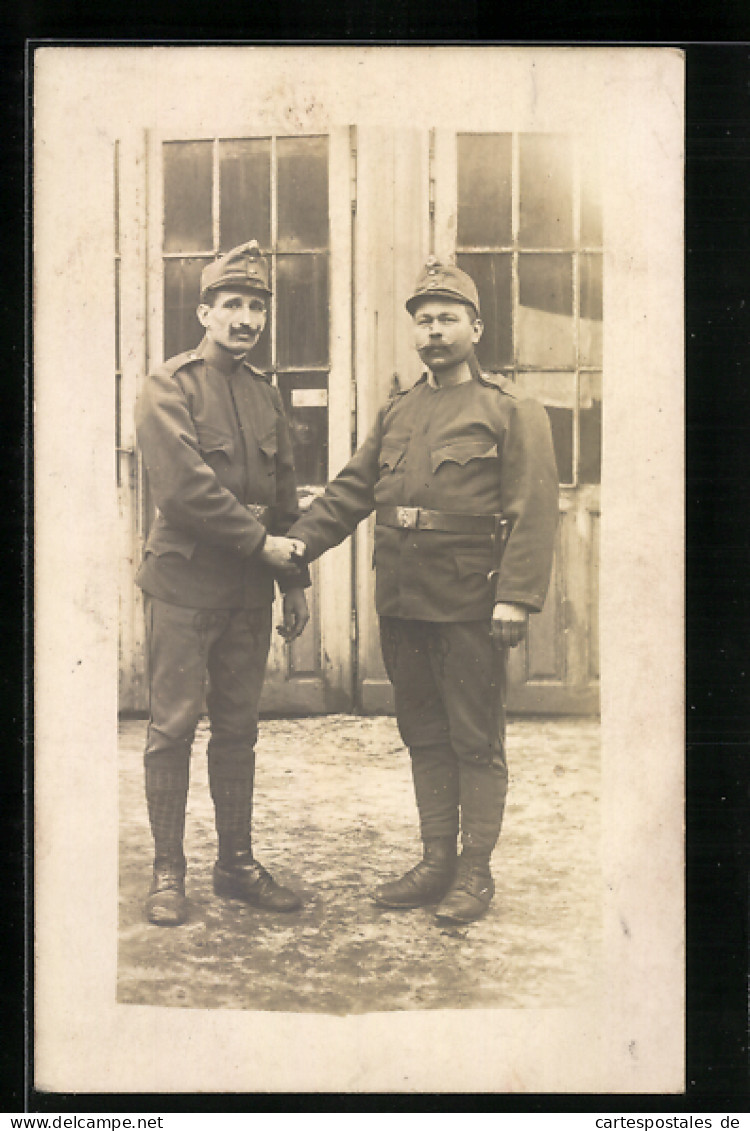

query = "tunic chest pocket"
[379, 440, 407, 473]
[195, 424, 234, 460]
[430, 439, 498, 474]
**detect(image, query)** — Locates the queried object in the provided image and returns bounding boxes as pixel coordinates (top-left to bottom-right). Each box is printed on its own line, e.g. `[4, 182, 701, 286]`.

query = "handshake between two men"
[259, 534, 307, 573]
[258, 534, 310, 643]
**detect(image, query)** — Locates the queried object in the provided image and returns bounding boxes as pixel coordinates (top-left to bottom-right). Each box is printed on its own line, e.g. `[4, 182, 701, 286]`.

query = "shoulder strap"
[152, 350, 198, 380]
[476, 369, 520, 398]
[242, 360, 273, 384]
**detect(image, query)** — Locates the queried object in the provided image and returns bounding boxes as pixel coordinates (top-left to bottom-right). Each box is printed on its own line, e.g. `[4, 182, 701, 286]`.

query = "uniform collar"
[194, 335, 248, 376]
[425, 366, 474, 390]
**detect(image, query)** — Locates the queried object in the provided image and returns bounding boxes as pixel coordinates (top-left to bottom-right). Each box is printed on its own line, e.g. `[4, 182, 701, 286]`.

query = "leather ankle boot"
[213, 848, 302, 913]
[145, 857, 188, 927]
[373, 837, 457, 908]
[434, 852, 494, 924]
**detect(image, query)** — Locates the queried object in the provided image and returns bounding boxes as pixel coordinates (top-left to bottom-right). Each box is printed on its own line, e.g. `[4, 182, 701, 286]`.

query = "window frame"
[439, 130, 603, 489]
[156, 133, 334, 488]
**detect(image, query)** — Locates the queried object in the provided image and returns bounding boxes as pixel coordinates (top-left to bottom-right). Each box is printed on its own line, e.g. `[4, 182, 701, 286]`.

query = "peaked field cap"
[200, 240, 272, 298]
[405, 256, 480, 316]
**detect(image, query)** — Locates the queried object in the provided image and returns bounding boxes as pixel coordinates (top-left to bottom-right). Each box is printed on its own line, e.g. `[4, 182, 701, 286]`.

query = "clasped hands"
[258, 534, 307, 573]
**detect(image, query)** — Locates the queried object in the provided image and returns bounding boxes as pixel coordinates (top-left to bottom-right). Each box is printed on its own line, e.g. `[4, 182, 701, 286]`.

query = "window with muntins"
[162, 136, 330, 486]
[456, 132, 602, 488]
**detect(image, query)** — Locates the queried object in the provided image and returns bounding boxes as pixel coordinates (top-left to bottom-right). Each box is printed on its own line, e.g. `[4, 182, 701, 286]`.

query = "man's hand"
[258, 535, 305, 572]
[277, 588, 310, 642]
[490, 602, 529, 649]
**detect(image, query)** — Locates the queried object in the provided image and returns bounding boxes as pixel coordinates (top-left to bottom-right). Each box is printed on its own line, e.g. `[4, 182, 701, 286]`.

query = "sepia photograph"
[34, 45, 684, 1093]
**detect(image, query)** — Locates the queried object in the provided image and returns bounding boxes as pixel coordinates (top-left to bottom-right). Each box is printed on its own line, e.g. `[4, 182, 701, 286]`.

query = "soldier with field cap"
[135, 239, 310, 927]
[284, 255, 559, 925]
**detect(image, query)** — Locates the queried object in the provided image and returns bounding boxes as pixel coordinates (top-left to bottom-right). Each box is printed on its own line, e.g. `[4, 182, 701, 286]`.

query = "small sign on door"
[291, 387, 328, 409]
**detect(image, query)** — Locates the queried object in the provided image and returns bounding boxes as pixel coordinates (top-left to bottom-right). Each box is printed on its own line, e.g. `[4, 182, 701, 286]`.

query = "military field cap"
[200, 239, 272, 299]
[405, 255, 481, 316]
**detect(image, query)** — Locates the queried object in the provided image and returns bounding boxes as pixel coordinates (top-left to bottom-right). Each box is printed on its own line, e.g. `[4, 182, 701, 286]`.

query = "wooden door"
[352, 129, 432, 712]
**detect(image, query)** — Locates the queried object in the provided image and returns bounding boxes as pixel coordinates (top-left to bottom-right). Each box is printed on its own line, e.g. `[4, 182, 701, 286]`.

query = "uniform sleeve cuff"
[494, 587, 543, 612]
[277, 566, 312, 592]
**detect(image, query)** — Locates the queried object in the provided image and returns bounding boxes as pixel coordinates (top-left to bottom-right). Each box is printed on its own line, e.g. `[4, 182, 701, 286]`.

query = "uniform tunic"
[291, 370, 558, 618]
[136, 335, 308, 609]
[135, 335, 308, 770]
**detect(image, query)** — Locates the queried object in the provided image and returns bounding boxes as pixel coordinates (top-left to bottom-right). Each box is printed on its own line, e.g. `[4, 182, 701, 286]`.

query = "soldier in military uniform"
[285, 257, 559, 925]
[135, 240, 310, 927]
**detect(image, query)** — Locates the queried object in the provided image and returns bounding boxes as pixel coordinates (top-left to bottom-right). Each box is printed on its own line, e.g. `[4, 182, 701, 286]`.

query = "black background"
[2, 15, 750, 1114]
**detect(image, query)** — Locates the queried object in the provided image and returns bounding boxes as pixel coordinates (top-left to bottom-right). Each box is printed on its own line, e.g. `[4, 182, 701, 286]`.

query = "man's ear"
[472, 318, 484, 344]
[196, 303, 211, 328]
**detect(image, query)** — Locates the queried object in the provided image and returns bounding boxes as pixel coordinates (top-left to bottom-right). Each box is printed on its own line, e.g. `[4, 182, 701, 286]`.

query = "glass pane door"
[161, 135, 331, 488]
[455, 131, 603, 490]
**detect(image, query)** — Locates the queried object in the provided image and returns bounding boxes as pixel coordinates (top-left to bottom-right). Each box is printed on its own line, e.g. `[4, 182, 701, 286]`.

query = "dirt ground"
[118, 714, 601, 1014]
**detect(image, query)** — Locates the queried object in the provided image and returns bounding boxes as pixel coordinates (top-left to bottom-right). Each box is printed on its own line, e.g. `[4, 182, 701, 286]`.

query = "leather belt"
[376, 506, 499, 534]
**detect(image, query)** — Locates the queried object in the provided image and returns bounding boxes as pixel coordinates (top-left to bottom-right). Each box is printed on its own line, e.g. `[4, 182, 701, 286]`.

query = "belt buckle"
[396, 505, 419, 529]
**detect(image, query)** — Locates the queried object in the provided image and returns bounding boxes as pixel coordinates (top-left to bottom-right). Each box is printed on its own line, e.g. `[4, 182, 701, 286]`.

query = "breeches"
[379, 617, 507, 760]
[144, 596, 273, 769]
[379, 617, 509, 850]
